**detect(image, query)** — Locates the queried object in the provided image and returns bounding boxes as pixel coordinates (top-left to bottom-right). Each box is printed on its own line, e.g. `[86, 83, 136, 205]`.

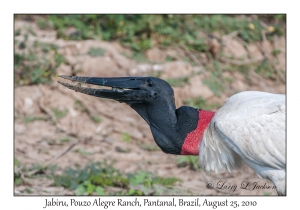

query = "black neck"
[130, 103, 199, 154]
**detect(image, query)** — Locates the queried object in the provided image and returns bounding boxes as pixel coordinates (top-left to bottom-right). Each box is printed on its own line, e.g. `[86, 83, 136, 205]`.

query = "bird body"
[199, 91, 285, 195]
[58, 76, 286, 195]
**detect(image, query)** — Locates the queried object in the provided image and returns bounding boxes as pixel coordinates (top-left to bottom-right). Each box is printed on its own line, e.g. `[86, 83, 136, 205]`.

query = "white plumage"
[199, 91, 286, 195]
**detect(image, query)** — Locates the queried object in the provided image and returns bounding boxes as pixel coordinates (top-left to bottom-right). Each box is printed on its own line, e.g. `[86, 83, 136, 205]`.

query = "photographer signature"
[206, 181, 276, 192]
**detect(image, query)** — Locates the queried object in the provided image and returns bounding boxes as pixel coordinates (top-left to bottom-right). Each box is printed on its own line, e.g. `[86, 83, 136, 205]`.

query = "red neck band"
[180, 110, 215, 155]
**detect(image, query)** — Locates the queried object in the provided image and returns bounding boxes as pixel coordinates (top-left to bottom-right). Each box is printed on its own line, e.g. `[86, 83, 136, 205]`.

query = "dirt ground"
[14, 19, 286, 196]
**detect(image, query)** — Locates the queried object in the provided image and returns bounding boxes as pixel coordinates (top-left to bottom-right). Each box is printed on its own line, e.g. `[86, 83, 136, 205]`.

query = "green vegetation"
[131, 51, 151, 63]
[272, 49, 281, 57]
[35, 15, 285, 54]
[165, 77, 190, 87]
[201, 60, 227, 97]
[202, 77, 225, 97]
[74, 100, 88, 113]
[23, 115, 47, 124]
[14, 158, 22, 185]
[60, 136, 70, 143]
[139, 143, 160, 152]
[88, 47, 105, 57]
[115, 146, 131, 153]
[91, 116, 102, 123]
[14, 29, 21, 36]
[14, 172, 22, 186]
[52, 108, 68, 119]
[25, 188, 33, 194]
[15, 15, 285, 86]
[177, 156, 200, 170]
[53, 161, 181, 195]
[75, 100, 103, 123]
[14, 158, 21, 167]
[254, 60, 276, 79]
[184, 96, 221, 110]
[14, 37, 65, 85]
[74, 148, 93, 156]
[122, 132, 131, 143]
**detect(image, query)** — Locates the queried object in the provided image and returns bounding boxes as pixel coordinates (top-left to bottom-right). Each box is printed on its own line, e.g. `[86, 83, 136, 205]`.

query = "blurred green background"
[15, 14, 286, 86]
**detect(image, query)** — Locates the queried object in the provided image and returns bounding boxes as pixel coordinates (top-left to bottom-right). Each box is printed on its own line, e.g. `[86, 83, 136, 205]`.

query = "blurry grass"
[52, 108, 68, 119]
[203, 77, 225, 97]
[26, 26, 36, 36]
[202, 60, 227, 97]
[25, 188, 33, 194]
[115, 146, 131, 153]
[131, 51, 151, 63]
[74, 148, 93, 156]
[177, 156, 200, 170]
[139, 143, 160, 152]
[14, 158, 22, 186]
[254, 60, 276, 80]
[14, 15, 285, 87]
[222, 59, 278, 83]
[165, 55, 176, 62]
[14, 158, 21, 167]
[122, 51, 151, 63]
[60, 136, 70, 143]
[74, 100, 88, 113]
[91, 116, 102, 123]
[53, 161, 182, 195]
[88, 47, 105, 57]
[74, 99, 103, 123]
[272, 49, 281, 57]
[184, 96, 221, 110]
[15, 29, 21, 36]
[23, 115, 47, 124]
[165, 77, 190, 87]
[122, 132, 131, 143]
[34, 14, 285, 54]
[14, 35, 65, 85]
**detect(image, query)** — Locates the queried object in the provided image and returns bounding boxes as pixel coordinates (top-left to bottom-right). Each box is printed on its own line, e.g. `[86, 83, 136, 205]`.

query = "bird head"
[58, 75, 214, 155]
[58, 75, 174, 105]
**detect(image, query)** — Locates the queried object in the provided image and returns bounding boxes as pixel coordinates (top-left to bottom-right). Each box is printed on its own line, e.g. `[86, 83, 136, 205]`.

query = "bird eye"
[147, 80, 153, 87]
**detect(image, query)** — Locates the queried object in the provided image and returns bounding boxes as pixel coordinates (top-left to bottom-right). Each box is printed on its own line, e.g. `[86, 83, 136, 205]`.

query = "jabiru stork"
[58, 75, 286, 195]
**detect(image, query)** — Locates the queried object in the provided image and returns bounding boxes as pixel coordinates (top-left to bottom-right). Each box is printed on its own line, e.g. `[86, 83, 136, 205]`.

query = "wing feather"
[213, 91, 285, 173]
[199, 91, 285, 175]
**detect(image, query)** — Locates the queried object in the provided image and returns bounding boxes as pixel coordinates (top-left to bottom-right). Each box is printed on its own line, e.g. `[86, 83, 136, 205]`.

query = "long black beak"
[57, 75, 148, 104]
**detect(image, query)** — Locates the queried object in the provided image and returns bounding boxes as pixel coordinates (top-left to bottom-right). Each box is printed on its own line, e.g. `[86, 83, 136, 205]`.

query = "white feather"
[199, 91, 286, 195]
